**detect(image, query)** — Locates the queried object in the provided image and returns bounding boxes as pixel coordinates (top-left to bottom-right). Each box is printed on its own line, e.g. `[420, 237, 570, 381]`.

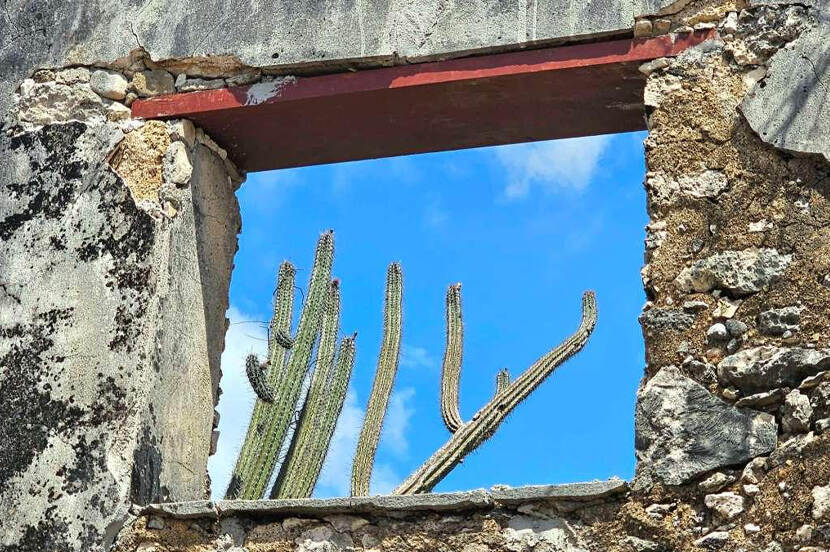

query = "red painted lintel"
[131, 30, 715, 171]
[134, 31, 713, 120]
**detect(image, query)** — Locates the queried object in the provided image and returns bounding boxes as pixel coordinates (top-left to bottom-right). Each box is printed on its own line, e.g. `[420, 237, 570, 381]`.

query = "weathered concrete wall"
[0, 70, 241, 549]
[110, 1, 830, 551]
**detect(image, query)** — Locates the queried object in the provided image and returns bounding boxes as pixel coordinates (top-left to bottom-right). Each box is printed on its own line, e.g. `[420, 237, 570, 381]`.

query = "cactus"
[226, 231, 334, 499]
[270, 280, 348, 498]
[393, 290, 597, 495]
[227, 261, 295, 499]
[272, 333, 357, 498]
[245, 354, 276, 403]
[226, 230, 595, 499]
[440, 283, 464, 433]
[495, 368, 510, 397]
[350, 262, 403, 496]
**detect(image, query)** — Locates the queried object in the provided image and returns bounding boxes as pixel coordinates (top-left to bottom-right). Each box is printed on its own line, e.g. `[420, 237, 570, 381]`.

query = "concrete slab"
[143, 481, 629, 520]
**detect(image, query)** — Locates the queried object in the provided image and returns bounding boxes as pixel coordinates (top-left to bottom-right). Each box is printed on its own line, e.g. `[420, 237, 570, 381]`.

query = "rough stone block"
[635, 367, 777, 487]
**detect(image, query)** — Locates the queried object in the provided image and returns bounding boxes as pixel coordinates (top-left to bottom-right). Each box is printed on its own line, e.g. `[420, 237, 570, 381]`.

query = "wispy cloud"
[495, 136, 612, 199]
[316, 386, 416, 497]
[400, 344, 437, 370]
[380, 387, 415, 456]
[207, 306, 268, 498]
[424, 200, 449, 229]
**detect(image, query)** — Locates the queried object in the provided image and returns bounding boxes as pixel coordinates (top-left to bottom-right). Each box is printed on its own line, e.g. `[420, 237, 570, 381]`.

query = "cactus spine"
[350, 262, 403, 496]
[227, 231, 334, 499]
[440, 283, 464, 433]
[393, 290, 597, 495]
[271, 280, 346, 498]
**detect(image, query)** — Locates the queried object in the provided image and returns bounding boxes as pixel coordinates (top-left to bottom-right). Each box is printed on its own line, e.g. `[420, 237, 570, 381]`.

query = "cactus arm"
[351, 263, 403, 496]
[273, 329, 294, 349]
[244, 230, 335, 498]
[495, 369, 510, 397]
[226, 261, 296, 499]
[440, 283, 465, 433]
[271, 279, 341, 498]
[393, 291, 597, 495]
[279, 334, 357, 498]
[245, 354, 276, 403]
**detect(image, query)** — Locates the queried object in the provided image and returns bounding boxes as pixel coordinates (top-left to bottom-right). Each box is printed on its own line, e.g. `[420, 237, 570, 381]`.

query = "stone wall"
[631, 0, 830, 549]
[113, 0, 830, 551]
[0, 67, 242, 549]
[3, 0, 830, 551]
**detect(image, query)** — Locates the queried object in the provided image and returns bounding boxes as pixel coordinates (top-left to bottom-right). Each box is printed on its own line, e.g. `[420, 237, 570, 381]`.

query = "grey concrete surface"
[0, 1, 645, 123]
[142, 481, 628, 520]
[0, 116, 240, 549]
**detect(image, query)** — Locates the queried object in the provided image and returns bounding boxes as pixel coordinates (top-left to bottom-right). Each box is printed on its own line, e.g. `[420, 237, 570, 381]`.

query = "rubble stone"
[813, 485, 830, 520]
[704, 492, 745, 521]
[674, 249, 792, 297]
[718, 347, 830, 393]
[635, 367, 776, 487]
[90, 69, 128, 100]
[758, 306, 802, 336]
[132, 69, 176, 97]
[782, 390, 813, 433]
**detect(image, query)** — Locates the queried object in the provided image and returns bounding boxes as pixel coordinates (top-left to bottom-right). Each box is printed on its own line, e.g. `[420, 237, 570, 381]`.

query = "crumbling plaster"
[0, 68, 241, 548]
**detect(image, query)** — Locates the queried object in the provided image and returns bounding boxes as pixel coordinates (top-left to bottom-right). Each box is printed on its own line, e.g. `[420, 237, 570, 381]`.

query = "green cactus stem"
[440, 283, 464, 433]
[351, 262, 403, 496]
[273, 329, 294, 349]
[495, 369, 510, 397]
[228, 231, 334, 499]
[274, 333, 357, 498]
[245, 354, 275, 403]
[394, 291, 597, 495]
[271, 279, 342, 498]
[227, 261, 296, 499]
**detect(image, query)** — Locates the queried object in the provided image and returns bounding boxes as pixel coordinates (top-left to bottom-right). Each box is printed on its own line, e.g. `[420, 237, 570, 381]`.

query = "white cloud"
[400, 344, 437, 370]
[495, 135, 612, 199]
[424, 201, 449, 228]
[379, 387, 415, 457]
[207, 306, 268, 499]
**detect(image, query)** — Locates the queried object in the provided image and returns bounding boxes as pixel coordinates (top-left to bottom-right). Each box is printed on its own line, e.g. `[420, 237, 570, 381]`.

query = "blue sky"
[208, 131, 648, 498]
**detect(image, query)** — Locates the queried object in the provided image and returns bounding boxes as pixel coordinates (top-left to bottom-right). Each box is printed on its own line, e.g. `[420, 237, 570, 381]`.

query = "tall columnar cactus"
[226, 231, 335, 499]
[351, 262, 403, 496]
[278, 333, 357, 498]
[393, 290, 597, 495]
[440, 283, 464, 433]
[270, 281, 357, 499]
[227, 231, 595, 499]
[228, 261, 296, 499]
